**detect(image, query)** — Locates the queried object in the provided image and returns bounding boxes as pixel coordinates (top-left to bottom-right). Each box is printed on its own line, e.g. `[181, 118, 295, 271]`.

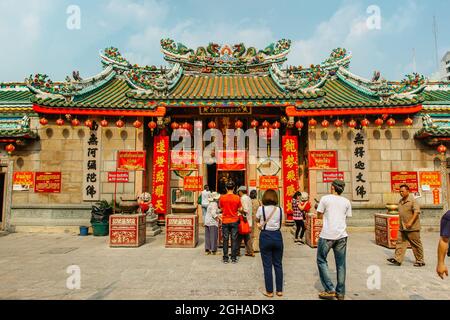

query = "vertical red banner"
[152, 136, 169, 219]
[282, 135, 299, 221]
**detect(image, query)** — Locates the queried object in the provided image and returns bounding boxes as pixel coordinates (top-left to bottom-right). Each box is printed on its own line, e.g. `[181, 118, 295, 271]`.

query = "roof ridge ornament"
[160, 38, 291, 74]
[25, 73, 77, 98]
[100, 47, 131, 70]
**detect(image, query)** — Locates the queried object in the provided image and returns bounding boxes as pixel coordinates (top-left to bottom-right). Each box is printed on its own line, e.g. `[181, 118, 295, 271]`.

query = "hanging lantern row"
[293, 116, 414, 133]
[39, 116, 150, 129]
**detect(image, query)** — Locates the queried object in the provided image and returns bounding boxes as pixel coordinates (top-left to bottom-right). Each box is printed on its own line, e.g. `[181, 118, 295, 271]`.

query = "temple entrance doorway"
[217, 170, 245, 194]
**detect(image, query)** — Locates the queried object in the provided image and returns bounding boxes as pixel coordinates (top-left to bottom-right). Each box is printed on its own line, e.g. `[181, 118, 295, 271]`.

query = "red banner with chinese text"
[34, 172, 61, 193]
[282, 136, 299, 221]
[117, 151, 146, 171]
[152, 136, 169, 215]
[308, 151, 338, 170]
[391, 171, 418, 192]
[259, 176, 279, 190]
[217, 150, 246, 171]
[184, 176, 203, 191]
[170, 151, 199, 171]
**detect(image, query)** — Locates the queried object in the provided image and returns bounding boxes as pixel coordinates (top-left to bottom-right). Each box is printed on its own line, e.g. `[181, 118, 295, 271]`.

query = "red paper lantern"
[56, 118, 65, 126]
[148, 121, 157, 131]
[437, 144, 447, 154]
[71, 118, 80, 127]
[251, 120, 259, 129]
[334, 119, 343, 128]
[235, 120, 243, 129]
[5, 144, 15, 154]
[321, 119, 329, 129]
[84, 119, 93, 129]
[404, 117, 413, 128]
[39, 117, 48, 126]
[348, 119, 357, 129]
[361, 118, 370, 128]
[133, 120, 143, 129]
[308, 118, 317, 129]
[374, 118, 384, 128]
[100, 119, 108, 127]
[208, 121, 216, 129]
[116, 119, 125, 128]
[295, 120, 304, 130]
[262, 120, 270, 129]
[171, 122, 179, 130]
[272, 121, 281, 129]
[386, 117, 396, 128]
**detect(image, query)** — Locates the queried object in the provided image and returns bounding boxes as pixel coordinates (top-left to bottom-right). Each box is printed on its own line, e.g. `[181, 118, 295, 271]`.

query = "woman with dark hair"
[292, 191, 311, 244]
[256, 189, 284, 297]
[250, 190, 261, 252]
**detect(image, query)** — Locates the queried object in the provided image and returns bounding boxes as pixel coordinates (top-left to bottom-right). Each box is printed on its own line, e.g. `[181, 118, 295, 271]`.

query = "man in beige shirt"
[387, 184, 425, 267]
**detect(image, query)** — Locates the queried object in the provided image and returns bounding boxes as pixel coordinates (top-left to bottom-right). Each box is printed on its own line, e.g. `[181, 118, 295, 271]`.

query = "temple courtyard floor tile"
[0, 230, 449, 300]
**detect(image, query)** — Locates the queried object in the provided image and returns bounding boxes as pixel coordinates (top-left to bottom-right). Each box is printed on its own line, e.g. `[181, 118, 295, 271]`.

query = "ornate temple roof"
[0, 39, 448, 123]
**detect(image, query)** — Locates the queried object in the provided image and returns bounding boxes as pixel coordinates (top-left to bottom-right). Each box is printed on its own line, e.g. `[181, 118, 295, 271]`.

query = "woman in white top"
[204, 192, 221, 255]
[255, 189, 284, 298]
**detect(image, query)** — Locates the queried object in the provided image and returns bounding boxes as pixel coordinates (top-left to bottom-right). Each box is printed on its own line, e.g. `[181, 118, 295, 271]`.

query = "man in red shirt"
[219, 180, 242, 263]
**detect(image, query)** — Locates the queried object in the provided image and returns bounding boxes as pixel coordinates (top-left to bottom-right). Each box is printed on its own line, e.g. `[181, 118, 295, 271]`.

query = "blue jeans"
[259, 230, 284, 293]
[222, 222, 239, 261]
[316, 237, 347, 296]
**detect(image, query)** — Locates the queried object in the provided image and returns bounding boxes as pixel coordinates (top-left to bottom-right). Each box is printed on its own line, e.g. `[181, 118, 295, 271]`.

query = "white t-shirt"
[240, 194, 253, 227]
[317, 194, 352, 240]
[201, 190, 211, 207]
[256, 205, 282, 231]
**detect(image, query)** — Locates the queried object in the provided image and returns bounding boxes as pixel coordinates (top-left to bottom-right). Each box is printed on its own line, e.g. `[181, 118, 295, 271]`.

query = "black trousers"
[294, 220, 306, 239]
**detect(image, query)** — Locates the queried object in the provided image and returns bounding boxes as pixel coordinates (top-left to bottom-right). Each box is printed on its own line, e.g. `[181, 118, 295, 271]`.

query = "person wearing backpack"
[256, 189, 284, 298]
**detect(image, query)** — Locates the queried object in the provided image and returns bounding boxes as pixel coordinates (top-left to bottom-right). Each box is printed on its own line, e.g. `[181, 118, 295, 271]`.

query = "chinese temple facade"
[0, 39, 449, 232]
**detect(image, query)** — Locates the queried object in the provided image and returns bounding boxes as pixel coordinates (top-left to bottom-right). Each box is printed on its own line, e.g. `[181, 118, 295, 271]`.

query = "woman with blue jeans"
[256, 189, 284, 298]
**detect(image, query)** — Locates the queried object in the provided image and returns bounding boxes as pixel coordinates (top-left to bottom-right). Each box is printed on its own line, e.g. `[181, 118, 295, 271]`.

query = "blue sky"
[0, 0, 449, 82]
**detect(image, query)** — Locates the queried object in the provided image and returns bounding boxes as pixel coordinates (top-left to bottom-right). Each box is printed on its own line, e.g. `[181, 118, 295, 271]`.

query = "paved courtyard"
[0, 230, 448, 300]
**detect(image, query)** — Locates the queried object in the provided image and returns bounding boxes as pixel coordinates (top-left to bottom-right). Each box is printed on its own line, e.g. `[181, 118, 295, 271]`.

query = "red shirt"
[219, 193, 241, 224]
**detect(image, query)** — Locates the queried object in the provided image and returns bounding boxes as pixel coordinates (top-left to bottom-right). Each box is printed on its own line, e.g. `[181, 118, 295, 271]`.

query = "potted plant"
[91, 200, 113, 236]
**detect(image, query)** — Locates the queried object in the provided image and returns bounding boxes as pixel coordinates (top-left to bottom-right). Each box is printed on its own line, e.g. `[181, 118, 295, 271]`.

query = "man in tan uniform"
[387, 184, 425, 267]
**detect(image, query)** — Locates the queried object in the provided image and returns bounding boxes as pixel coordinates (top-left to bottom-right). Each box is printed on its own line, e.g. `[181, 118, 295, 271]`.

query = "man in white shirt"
[201, 185, 211, 226]
[238, 186, 254, 257]
[315, 179, 352, 301]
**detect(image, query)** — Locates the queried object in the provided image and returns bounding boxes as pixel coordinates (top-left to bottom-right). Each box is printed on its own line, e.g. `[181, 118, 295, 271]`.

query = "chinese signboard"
[308, 151, 338, 170]
[259, 176, 279, 190]
[117, 151, 146, 171]
[217, 150, 246, 171]
[35, 172, 61, 193]
[282, 136, 299, 221]
[391, 171, 419, 192]
[13, 171, 34, 191]
[183, 176, 203, 191]
[433, 189, 440, 204]
[322, 171, 344, 183]
[199, 106, 251, 115]
[419, 171, 441, 188]
[108, 172, 129, 183]
[351, 130, 369, 201]
[152, 136, 169, 216]
[83, 121, 101, 201]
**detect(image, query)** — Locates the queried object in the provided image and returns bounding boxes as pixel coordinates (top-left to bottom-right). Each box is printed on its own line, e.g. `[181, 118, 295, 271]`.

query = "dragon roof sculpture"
[160, 38, 291, 74]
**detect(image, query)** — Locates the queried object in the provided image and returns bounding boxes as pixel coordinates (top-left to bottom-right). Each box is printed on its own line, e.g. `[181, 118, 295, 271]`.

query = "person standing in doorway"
[201, 185, 211, 226]
[387, 184, 425, 267]
[437, 210, 450, 279]
[219, 181, 242, 264]
[250, 190, 261, 253]
[316, 180, 352, 300]
[256, 189, 284, 297]
[237, 186, 254, 257]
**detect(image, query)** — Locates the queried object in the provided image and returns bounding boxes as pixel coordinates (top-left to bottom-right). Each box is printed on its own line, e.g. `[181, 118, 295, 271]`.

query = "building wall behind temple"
[308, 115, 444, 229]
[8, 118, 143, 232]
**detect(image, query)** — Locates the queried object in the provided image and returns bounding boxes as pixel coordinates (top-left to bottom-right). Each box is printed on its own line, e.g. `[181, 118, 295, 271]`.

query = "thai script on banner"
[184, 176, 203, 191]
[13, 171, 34, 191]
[117, 151, 146, 171]
[391, 171, 418, 192]
[259, 176, 279, 190]
[308, 151, 338, 170]
[35, 172, 61, 193]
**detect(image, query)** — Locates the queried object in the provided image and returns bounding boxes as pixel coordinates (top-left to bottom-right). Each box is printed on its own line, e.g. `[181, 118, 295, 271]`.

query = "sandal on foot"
[276, 292, 283, 297]
[413, 262, 425, 267]
[262, 291, 274, 298]
[318, 291, 336, 300]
